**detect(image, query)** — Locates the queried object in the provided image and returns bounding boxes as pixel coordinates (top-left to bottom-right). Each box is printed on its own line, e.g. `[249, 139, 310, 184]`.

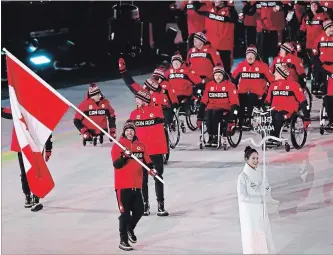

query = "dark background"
[1, 1, 245, 99]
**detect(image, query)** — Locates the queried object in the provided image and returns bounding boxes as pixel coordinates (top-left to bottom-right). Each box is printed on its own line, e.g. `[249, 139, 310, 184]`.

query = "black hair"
[244, 146, 258, 160]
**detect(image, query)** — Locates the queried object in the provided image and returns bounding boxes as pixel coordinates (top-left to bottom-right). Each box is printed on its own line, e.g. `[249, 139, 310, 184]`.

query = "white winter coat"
[237, 163, 276, 254]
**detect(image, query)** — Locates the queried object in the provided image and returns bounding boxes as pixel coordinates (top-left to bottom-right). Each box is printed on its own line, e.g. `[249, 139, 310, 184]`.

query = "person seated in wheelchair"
[74, 84, 116, 144]
[232, 45, 274, 129]
[311, 19, 333, 95]
[265, 66, 311, 142]
[164, 53, 204, 111]
[196, 66, 239, 147]
[270, 42, 307, 89]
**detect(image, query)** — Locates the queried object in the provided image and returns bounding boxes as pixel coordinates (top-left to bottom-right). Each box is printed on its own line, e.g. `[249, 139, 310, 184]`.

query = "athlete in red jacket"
[312, 19, 333, 125]
[195, 0, 238, 74]
[165, 53, 203, 103]
[265, 65, 310, 138]
[1, 107, 52, 211]
[111, 121, 157, 251]
[74, 84, 116, 143]
[270, 42, 306, 88]
[232, 45, 274, 127]
[186, 32, 222, 80]
[197, 66, 239, 146]
[256, 1, 285, 64]
[128, 90, 169, 217]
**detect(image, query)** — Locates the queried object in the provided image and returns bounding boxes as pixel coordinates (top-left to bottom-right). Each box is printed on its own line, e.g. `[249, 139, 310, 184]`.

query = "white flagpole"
[3, 48, 165, 185]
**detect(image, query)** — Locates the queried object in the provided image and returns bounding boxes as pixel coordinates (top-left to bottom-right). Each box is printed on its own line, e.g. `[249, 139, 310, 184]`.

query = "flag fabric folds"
[6, 54, 69, 198]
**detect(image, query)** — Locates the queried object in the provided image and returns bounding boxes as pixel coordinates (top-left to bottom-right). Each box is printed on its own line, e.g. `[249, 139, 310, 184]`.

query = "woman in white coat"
[237, 146, 276, 254]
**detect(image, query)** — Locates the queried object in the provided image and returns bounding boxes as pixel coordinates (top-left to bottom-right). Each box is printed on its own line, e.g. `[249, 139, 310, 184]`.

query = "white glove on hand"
[286, 11, 294, 22]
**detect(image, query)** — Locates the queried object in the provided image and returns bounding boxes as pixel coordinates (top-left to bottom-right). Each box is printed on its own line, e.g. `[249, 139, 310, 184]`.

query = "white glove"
[286, 11, 294, 22]
[273, 5, 281, 12]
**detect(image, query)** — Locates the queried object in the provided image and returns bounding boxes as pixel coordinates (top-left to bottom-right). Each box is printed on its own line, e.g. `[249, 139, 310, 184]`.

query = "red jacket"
[129, 105, 168, 155]
[312, 31, 333, 73]
[180, 1, 206, 35]
[242, 1, 257, 27]
[111, 136, 153, 190]
[300, 12, 329, 49]
[160, 80, 178, 106]
[257, 1, 285, 31]
[165, 65, 202, 97]
[74, 97, 116, 133]
[232, 60, 274, 97]
[266, 79, 306, 115]
[198, 2, 237, 50]
[270, 54, 305, 82]
[201, 80, 239, 110]
[1, 107, 53, 153]
[186, 43, 222, 80]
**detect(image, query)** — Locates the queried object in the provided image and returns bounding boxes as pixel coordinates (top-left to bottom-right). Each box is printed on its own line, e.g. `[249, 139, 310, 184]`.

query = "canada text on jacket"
[190, 52, 208, 58]
[306, 20, 322, 25]
[241, 72, 261, 79]
[208, 92, 228, 98]
[88, 110, 106, 116]
[169, 73, 185, 79]
[209, 13, 225, 21]
[260, 1, 277, 7]
[319, 42, 333, 48]
[132, 152, 144, 159]
[135, 120, 155, 127]
[272, 90, 290, 96]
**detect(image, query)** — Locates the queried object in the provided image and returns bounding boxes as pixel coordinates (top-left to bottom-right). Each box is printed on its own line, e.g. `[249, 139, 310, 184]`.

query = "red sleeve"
[312, 35, 321, 56]
[232, 62, 243, 80]
[293, 82, 306, 103]
[294, 56, 305, 76]
[111, 141, 123, 162]
[262, 62, 275, 84]
[270, 57, 278, 73]
[143, 144, 153, 165]
[156, 105, 165, 119]
[300, 16, 306, 31]
[211, 49, 223, 66]
[129, 110, 136, 122]
[228, 82, 239, 106]
[105, 99, 116, 117]
[131, 82, 141, 93]
[165, 81, 178, 104]
[74, 101, 86, 120]
[165, 69, 171, 81]
[188, 69, 203, 85]
[201, 82, 210, 105]
[265, 82, 275, 104]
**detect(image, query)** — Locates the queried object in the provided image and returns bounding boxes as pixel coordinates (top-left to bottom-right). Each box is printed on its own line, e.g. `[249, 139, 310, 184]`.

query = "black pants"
[206, 109, 230, 136]
[245, 26, 257, 48]
[217, 50, 232, 75]
[116, 189, 144, 242]
[142, 154, 164, 203]
[258, 30, 278, 64]
[239, 93, 262, 126]
[271, 110, 288, 138]
[324, 96, 333, 121]
[18, 152, 31, 196]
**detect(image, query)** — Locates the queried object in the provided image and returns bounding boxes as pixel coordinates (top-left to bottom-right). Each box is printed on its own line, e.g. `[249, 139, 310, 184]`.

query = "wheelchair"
[319, 96, 333, 135]
[177, 88, 203, 132]
[81, 129, 107, 146]
[264, 111, 308, 152]
[199, 110, 243, 150]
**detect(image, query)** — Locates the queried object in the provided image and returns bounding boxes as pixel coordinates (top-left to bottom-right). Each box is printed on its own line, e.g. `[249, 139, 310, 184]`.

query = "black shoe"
[211, 135, 218, 146]
[24, 194, 32, 208]
[128, 229, 137, 243]
[157, 202, 169, 217]
[31, 195, 43, 212]
[206, 135, 213, 147]
[119, 241, 133, 251]
[143, 202, 150, 216]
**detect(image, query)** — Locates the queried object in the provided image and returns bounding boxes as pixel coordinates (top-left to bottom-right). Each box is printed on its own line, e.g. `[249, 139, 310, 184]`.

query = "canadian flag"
[6, 53, 69, 198]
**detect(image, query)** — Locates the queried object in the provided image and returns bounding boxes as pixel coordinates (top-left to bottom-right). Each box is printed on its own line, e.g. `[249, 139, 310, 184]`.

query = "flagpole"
[2, 48, 165, 185]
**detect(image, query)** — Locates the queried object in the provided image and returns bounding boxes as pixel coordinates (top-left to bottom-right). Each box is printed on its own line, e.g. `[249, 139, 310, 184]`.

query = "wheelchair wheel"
[319, 102, 333, 135]
[290, 114, 307, 149]
[199, 120, 209, 149]
[185, 99, 200, 131]
[227, 118, 243, 148]
[304, 86, 312, 112]
[168, 114, 180, 149]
